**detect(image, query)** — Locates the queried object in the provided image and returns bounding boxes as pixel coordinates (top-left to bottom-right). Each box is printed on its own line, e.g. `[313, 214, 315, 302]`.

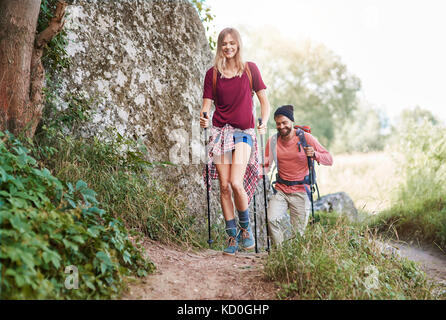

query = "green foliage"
[242, 26, 361, 147]
[38, 0, 70, 71]
[331, 102, 388, 153]
[190, 0, 216, 50]
[33, 119, 204, 249]
[399, 106, 439, 127]
[0, 131, 154, 299]
[369, 117, 446, 248]
[264, 214, 442, 299]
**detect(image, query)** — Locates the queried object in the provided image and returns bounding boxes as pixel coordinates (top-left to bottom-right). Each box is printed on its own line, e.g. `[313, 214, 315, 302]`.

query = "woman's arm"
[256, 89, 270, 134]
[200, 98, 213, 128]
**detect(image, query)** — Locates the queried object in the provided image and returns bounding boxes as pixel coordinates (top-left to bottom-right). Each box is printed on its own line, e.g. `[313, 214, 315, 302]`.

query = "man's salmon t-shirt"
[264, 132, 333, 194]
[202, 62, 266, 130]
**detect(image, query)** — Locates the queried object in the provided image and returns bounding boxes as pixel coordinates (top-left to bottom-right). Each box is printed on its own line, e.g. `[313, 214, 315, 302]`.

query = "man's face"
[275, 115, 293, 137]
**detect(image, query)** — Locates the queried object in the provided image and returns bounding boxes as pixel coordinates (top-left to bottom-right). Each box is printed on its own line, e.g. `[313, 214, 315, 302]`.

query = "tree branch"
[35, 0, 68, 49]
[27, 0, 67, 137]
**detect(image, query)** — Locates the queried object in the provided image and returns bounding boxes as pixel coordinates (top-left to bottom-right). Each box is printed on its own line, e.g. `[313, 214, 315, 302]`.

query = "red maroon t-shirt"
[203, 62, 267, 130]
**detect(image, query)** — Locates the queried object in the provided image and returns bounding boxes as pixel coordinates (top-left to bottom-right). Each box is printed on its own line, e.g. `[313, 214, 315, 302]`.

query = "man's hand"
[303, 146, 316, 158]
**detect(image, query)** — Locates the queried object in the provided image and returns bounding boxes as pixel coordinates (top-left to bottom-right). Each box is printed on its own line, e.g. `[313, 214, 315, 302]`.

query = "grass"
[314, 148, 446, 249]
[315, 152, 400, 215]
[368, 196, 446, 249]
[33, 131, 206, 249]
[263, 146, 445, 299]
[264, 213, 444, 300]
[367, 121, 446, 249]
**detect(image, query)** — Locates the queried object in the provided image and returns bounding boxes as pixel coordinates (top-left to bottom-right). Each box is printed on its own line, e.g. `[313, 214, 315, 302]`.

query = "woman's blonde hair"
[214, 27, 245, 77]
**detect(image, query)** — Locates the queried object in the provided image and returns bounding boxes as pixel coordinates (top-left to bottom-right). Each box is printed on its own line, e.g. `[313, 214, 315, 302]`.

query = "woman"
[200, 27, 270, 255]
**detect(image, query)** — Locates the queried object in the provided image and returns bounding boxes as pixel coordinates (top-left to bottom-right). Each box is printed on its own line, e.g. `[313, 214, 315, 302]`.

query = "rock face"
[314, 192, 358, 220]
[51, 0, 271, 249]
[59, 0, 212, 151]
[53, 1, 212, 218]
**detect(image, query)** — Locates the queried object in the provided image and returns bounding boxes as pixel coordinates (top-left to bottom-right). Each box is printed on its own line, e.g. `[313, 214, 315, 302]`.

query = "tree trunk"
[0, 0, 66, 138]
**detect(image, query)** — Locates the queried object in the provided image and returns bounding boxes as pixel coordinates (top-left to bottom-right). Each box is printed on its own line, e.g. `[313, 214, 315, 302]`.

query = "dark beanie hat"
[274, 105, 294, 122]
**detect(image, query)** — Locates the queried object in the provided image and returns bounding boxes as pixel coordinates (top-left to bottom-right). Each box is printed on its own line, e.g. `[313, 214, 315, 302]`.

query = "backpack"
[269, 126, 320, 201]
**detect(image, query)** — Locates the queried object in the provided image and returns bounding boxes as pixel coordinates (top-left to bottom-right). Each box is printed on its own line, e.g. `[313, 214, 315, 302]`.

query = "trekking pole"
[258, 118, 270, 252]
[203, 112, 213, 247]
[307, 156, 315, 222]
[253, 194, 258, 253]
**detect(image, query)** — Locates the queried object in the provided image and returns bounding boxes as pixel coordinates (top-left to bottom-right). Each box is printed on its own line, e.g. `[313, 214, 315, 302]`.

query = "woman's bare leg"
[214, 152, 235, 221]
[230, 142, 251, 211]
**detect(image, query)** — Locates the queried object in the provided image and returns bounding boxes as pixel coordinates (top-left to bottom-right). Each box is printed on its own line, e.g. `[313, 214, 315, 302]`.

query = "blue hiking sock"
[237, 209, 250, 228]
[225, 219, 237, 235]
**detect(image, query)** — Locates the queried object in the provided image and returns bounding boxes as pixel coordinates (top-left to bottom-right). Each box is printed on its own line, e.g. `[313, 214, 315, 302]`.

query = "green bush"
[33, 123, 205, 249]
[370, 119, 446, 248]
[264, 213, 442, 300]
[0, 131, 154, 299]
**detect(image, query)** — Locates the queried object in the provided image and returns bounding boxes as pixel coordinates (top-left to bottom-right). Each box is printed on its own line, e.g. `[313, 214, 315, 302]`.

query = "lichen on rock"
[53, 0, 216, 220]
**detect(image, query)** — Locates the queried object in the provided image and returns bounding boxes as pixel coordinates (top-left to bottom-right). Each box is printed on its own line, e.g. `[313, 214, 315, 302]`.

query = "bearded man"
[263, 105, 333, 246]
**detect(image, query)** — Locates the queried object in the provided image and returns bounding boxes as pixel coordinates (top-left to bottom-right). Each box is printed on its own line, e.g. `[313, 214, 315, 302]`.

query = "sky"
[205, 0, 446, 123]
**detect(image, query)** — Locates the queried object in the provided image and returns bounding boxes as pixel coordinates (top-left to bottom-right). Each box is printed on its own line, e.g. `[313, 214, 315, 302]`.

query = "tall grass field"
[315, 152, 401, 215]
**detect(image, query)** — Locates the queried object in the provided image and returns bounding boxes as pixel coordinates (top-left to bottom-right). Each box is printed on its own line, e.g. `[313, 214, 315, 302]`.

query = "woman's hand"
[257, 121, 267, 135]
[200, 113, 210, 128]
[200, 99, 212, 128]
[256, 89, 271, 135]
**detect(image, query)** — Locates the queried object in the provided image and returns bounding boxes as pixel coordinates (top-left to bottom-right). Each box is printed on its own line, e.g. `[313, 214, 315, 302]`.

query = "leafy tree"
[331, 102, 387, 153]
[387, 106, 441, 150]
[241, 26, 361, 147]
[399, 106, 439, 127]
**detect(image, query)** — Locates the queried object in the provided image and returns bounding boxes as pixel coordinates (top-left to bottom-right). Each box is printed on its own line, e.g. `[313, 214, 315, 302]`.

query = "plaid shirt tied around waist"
[202, 124, 260, 203]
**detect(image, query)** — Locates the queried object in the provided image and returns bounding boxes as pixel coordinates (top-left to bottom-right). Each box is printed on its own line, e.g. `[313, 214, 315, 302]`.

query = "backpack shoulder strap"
[212, 67, 218, 105]
[245, 62, 254, 97]
[296, 128, 309, 150]
[270, 133, 279, 172]
[296, 128, 318, 193]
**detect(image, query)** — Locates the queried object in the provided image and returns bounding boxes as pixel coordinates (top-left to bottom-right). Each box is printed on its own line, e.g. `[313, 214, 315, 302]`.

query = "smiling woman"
[199, 27, 271, 256]
[215, 29, 244, 77]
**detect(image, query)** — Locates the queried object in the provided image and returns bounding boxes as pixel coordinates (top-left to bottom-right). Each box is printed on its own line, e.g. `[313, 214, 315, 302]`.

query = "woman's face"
[221, 33, 238, 60]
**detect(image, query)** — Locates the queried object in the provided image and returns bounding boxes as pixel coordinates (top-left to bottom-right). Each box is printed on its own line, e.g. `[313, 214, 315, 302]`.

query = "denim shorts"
[232, 131, 253, 148]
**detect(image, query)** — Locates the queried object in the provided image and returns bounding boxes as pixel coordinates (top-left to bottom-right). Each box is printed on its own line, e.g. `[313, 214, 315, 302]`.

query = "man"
[263, 105, 333, 246]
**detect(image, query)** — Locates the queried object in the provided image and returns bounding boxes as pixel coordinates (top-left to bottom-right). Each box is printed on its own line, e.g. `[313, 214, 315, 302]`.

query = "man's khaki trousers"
[267, 189, 311, 246]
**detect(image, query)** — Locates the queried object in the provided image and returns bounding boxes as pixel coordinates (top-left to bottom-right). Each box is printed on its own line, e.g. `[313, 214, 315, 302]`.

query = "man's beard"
[277, 126, 292, 137]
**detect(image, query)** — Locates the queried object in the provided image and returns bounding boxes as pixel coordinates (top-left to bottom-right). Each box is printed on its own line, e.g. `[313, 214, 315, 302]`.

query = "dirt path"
[121, 239, 278, 300]
[391, 241, 446, 287]
[122, 237, 446, 300]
